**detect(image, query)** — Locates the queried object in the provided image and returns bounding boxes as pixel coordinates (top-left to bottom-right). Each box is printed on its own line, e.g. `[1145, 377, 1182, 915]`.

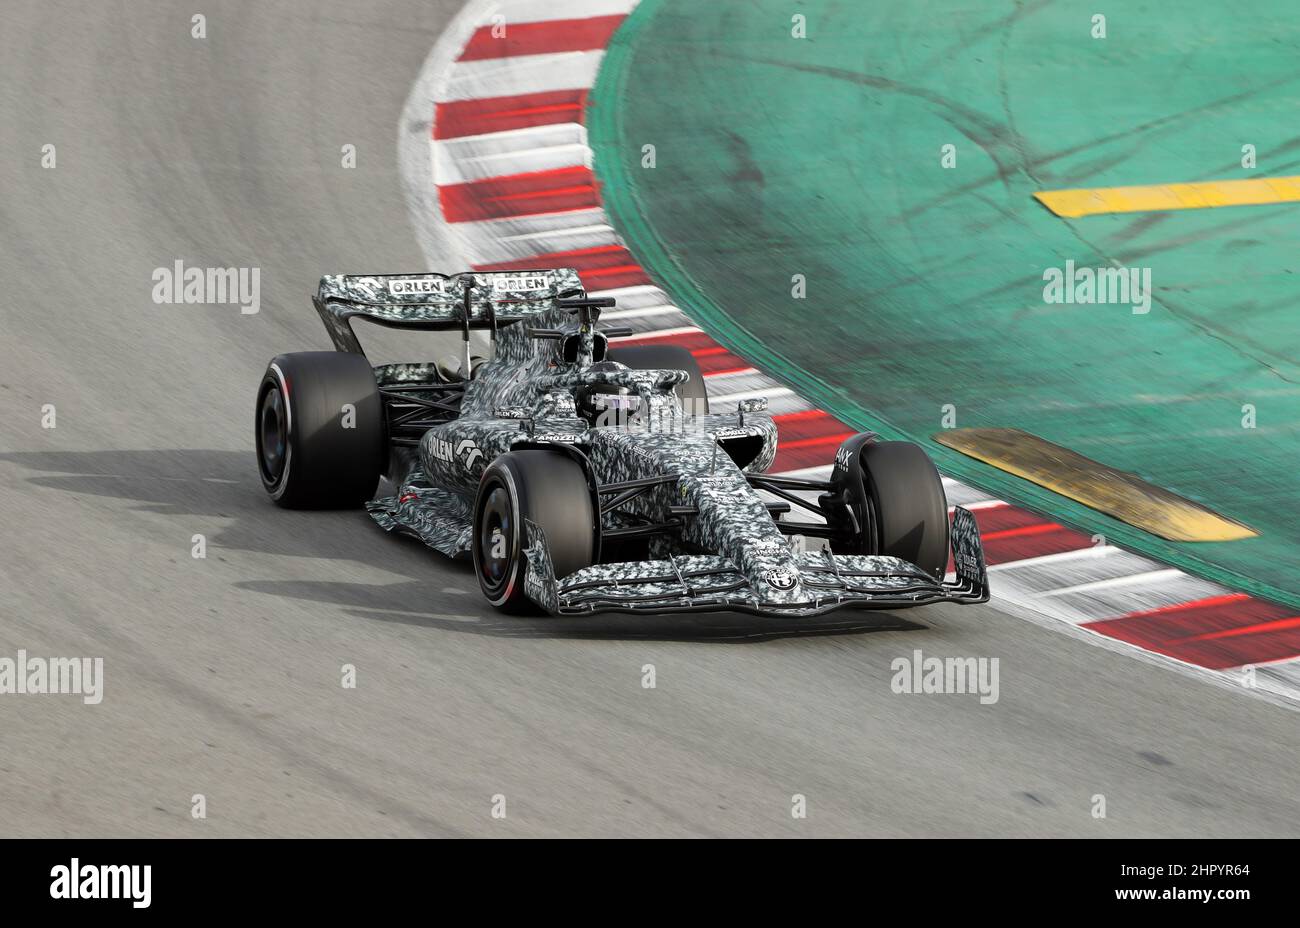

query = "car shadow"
[232, 577, 928, 642]
[1, 448, 929, 643]
[0, 448, 431, 577]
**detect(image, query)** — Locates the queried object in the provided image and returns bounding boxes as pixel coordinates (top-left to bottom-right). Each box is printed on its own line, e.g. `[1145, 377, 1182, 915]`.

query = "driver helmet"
[576, 361, 640, 426]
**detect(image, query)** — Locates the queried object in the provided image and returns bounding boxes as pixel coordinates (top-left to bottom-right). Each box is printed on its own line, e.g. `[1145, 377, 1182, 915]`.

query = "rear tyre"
[255, 351, 385, 508]
[607, 344, 709, 415]
[858, 441, 949, 579]
[473, 451, 598, 614]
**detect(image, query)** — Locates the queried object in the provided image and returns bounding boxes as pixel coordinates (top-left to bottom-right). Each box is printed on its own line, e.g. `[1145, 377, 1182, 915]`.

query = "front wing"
[523, 507, 990, 617]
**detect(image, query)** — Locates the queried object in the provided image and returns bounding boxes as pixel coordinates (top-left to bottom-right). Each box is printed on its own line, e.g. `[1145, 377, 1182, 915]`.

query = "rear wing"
[313, 269, 584, 354]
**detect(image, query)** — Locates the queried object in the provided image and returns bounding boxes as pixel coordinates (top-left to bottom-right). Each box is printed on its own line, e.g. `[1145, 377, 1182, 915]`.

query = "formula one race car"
[255, 269, 988, 616]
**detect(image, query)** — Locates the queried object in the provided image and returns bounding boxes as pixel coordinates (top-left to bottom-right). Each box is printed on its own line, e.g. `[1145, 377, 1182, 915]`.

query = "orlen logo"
[428, 436, 483, 471]
[388, 278, 447, 295]
[491, 275, 548, 292]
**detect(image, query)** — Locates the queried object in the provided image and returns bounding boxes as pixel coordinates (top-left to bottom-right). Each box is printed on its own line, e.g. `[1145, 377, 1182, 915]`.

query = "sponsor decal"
[387, 277, 447, 296]
[525, 569, 545, 604]
[531, 433, 582, 443]
[711, 426, 753, 440]
[490, 274, 549, 293]
[610, 435, 662, 468]
[427, 436, 455, 464]
[834, 444, 855, 471]
[523, 526, 551, 606]
[548, 393, 578, 415]
[458, 439, 483, 470]
[763, 567, 798, 591]
[952, 511, 984, 578]
[954, 546, 981, 578]
[427, 435, 483, 471]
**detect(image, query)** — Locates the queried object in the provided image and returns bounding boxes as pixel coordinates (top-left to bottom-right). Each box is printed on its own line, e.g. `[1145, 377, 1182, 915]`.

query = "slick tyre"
[256, 351, 385, 508]
[473, 451, 598, 614]
[858, 441, 950, 579]
[607, 344, 709, 415]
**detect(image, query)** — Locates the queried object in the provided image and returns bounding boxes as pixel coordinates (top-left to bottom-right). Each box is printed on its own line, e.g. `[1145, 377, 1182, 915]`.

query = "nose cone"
[746, 552, 810, 605]
[756, 563, 801, 598]
[677, 471, 809, 605]
[593, 428, 814, 606]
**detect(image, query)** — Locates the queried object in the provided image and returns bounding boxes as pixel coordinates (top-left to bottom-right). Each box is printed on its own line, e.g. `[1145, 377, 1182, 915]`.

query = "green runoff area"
[589, 0, 1300, 609]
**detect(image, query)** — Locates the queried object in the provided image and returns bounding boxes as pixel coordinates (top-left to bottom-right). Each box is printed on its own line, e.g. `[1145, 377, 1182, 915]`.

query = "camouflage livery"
[532, 542, 985, 617]
[316, 268, 988, 616]
[365, 484, 473, 558]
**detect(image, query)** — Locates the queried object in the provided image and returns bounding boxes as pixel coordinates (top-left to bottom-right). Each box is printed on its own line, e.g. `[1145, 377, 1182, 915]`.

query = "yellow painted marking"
[934, 428, 1257, 542]
[1033, 176, 1300, 218]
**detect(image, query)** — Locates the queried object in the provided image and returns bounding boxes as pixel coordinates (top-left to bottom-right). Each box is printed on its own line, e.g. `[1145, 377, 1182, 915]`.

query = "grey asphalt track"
[0, 0, 1295, 837]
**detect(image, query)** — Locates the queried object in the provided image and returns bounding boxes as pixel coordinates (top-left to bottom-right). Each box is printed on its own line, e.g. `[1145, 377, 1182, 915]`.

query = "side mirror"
[737, 396, 767, 426]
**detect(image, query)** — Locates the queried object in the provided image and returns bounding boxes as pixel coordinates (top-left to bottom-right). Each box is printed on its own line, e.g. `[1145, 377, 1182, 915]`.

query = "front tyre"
[255, 351, 385, 508]
[860, 441, 949, 579]
[473, 451, 597, 613]
[830, 437, 949, 579]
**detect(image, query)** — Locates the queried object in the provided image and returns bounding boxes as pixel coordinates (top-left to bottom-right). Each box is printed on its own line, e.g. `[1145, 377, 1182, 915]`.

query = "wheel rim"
[258, 384, 288, 485]
[477, 483, 514, 596]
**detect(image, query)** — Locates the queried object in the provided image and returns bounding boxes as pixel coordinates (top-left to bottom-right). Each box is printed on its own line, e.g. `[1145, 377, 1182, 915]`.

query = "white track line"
[434, 126, 591, 184]
[958, 499, 1012, 511]
[710, 386, 794, 404]
[1037, 568, 1185, 598]
[441, 51, 608, 101]
[588, 283, 669, 301]
[601, 305, 680, 320]
[487, 0, 638, 17]
[987, 544, 1118, 572]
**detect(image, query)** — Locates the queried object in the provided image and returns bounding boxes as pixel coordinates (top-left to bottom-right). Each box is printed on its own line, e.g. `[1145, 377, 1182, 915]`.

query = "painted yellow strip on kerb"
[934, 428, 1258, 542]
[1034, 176, 1300, 218]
